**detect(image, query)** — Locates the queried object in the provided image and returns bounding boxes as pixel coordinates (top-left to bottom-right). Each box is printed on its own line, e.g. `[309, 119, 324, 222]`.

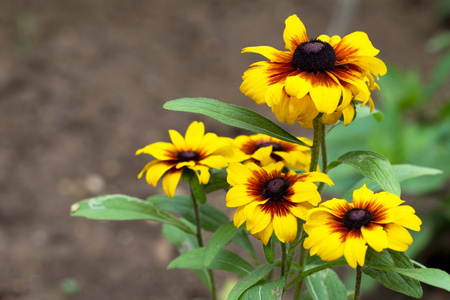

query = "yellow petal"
[169, 129, 186, 151]
[341, 105, 355, 125]
[136, 142, 176, 159]
[384, 223, 413, 252]
[338, 31, 379, 57]
[273, 213, 297, 243]
[248, 205, 272, 234]
[226, 185, 253, 207]
[253, 223, 274, 245]
[283, 15, 308, 52]
[265, 83, 285, 106]
[352, 184, 374, 208]
[289, 202, 314, 220]
[192, 165, 211, 184]
[185, 121, 205, 150]
[295, 94, 319, 125]
[137, 160, 159, 179]
[240, 67, 271, 105]
[144, 162, 174, 186]
[321, 111, 342, 126]
[361, 223, 388, 252]
[316, 232, 346, 262]
[344, 230, 368, 268]
[252, 146, 275, 166]
[309, 74, 342, 114]
[319, 198, 351, 216]
[242, 46, 290, 62]
[226, 162, 253, 186]
[317, 34, 330, 43]
[303, 172, 334, 186]
[199, 155, 228, 169]
[162, 169, 183, 198]
[233, 206, 247, 228]
[285, 75, 312, 99]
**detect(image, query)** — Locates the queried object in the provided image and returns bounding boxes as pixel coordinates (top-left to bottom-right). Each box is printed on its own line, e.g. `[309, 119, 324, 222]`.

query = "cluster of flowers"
[137, 15, 421, 269]
[137, 121, 420, 269]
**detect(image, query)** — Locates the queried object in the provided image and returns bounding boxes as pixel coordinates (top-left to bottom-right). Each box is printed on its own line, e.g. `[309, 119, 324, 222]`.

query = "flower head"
[303, 185, 422, 268]
[240, 14, 387, 127]
[136, 121, 233, 197]
[232, 134, 312, 170]
[226, 162, 333, 244]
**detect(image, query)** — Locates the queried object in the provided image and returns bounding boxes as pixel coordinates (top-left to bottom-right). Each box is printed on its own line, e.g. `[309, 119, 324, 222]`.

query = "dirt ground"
[0, 0, 447, 299]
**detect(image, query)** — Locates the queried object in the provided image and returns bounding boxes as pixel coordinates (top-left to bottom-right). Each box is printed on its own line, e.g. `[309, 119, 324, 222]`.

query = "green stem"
[281, 243, 288, 299]
[286, 259, 348, 290]
[190, 185, 217, 300]
[318, 122, 327, 193]
[354, 265, 362, 300]
[293, 118, 323, 297]
[308, 118, 323, 173]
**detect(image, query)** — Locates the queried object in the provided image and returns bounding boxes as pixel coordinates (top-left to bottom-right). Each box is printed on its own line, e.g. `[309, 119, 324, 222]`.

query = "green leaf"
[194, 269, 213, 293]
[204, 168, 229, 193]
[341, 163, 442, 201]
[355, 105, 383, 122]
[227, 264, 276, 300]
[332, 151, 401, 197]
[164, 98, 310, 147]
[305, 268, 347, 300]
[190, 174, 207, 204]
[168, 247, 254, 277]
[71, 194, 194, 234]
[263, 239, 275, 265]
[232, 229, 260, 265]
[363, 249, 422, 298]
[162, 221, 197, 253]
[147, 194, 228, 232]
[392, 164, 442, 182]
[204, 221, 239, 266]
[239, 278, 285, 300]
[386, 267, 450, 293]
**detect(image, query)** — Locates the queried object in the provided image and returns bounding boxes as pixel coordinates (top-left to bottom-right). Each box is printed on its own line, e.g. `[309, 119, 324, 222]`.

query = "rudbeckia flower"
[303, 185, 422, 268]
[240, 14, 387, 127]
[226, 162, 333, 244]
[232, 133, 312, 170]
[136, 121, 233, 197]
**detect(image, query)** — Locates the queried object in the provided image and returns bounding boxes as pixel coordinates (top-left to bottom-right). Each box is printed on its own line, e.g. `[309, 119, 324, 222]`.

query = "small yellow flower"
[226, 162, 333, 245]
[240, 14, 387, 127]
[136, 121, 233, 197]
[303, 185, 422, 268]
[232, 134, 312, 170]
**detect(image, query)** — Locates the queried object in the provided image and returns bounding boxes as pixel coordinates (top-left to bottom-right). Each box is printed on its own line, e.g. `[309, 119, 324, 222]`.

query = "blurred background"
[1, 0, 449, 299]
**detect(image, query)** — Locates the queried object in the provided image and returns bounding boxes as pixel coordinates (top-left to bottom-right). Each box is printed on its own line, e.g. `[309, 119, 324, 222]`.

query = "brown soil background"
[0, 0, 447, 299]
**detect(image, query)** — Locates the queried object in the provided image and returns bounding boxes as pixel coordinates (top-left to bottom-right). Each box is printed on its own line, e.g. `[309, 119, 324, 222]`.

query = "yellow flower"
[303, 185, 422, 268]
[226, 162, 333, 244]
[232, 133, 312, 170]
[136, 121, 233, 197]
[240, 14, 387, 127]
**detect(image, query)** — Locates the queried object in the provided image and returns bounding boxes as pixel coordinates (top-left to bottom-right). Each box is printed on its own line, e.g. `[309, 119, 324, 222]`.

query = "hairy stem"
[318, 121, 327, 192]
[190, 186, 217, 300]
[354, 265, 362, 300]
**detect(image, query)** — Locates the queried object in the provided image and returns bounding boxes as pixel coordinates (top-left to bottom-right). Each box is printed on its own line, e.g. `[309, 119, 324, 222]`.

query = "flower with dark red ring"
[303, 185, 422, 268]
[226, 162, 333, 244]
[136, 121, 233, 197]
[232, 133, 312, 170]
[240, 14, 387, 127]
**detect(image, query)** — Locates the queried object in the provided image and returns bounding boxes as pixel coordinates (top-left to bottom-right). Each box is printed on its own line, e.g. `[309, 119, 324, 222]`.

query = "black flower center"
[177, 151, 200, 162]
[255, 142, 284, 152]
[262, 178, 290, 202]
[292, 39, 336, 73]
[343, 208, 374, 230]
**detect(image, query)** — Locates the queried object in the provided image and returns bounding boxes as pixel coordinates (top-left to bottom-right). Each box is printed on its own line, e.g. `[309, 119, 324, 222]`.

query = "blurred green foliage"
[325, 47, 450, 195]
